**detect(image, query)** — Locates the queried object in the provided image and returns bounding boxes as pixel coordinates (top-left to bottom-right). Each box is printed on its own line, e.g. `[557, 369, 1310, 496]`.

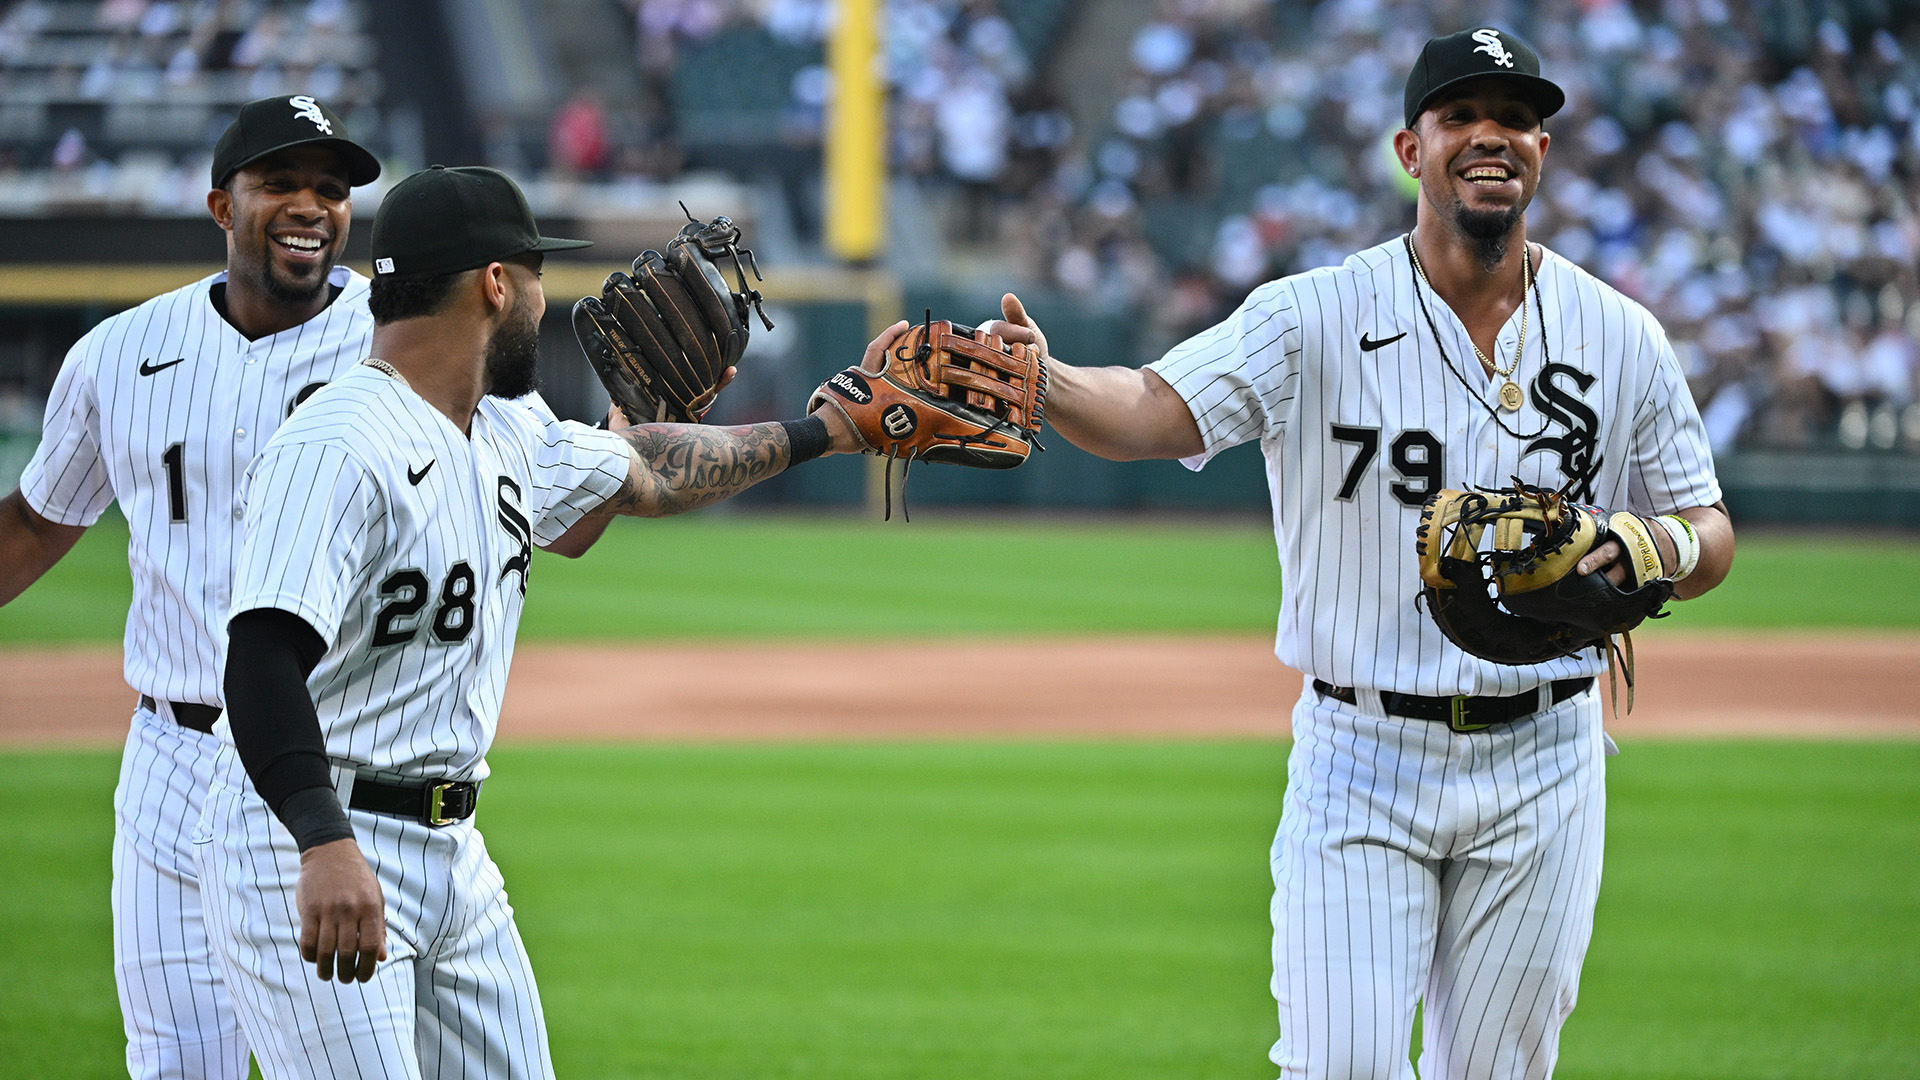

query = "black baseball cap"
[1403, 28, 1565, 129]
[370, 165, 592, 279]
[211, 95, 381, 188]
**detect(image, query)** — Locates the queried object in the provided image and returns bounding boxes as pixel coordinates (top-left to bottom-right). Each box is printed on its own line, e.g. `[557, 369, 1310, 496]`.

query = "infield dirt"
[2, 634, 1915, 745]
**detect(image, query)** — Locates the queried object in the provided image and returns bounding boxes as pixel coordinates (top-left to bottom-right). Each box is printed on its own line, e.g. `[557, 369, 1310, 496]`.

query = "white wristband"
[1653, 514, 1701, 581]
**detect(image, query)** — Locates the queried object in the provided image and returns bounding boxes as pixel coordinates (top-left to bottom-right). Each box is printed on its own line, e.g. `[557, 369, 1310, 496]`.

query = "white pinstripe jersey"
[21, 266, 374, 705]
[1150, 236, 1721, 697]
[226, 364, 630, 782]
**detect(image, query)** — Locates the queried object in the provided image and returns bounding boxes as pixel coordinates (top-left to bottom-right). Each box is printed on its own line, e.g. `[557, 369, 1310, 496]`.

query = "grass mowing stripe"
[3, 742, 1915, 1079]
[5, 514, 1919, 643]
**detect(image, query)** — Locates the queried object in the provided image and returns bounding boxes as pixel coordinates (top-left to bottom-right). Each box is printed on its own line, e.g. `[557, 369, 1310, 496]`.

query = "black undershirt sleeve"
[225, 607, 353, 852]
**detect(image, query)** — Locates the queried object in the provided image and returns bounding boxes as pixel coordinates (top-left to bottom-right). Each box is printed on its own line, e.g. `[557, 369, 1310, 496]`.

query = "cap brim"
[226, 137, 382, 187]
[1411, 72, 1565, 127]
[529, 236, 593, 252]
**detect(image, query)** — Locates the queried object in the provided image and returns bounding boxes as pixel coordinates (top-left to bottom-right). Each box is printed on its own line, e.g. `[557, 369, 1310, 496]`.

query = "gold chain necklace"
[1408, 238, 1532, 412]
[362, 357, 411, 390]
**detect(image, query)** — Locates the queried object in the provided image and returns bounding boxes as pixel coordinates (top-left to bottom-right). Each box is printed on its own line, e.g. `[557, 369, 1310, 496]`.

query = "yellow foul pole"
[826, 0, 885, 262]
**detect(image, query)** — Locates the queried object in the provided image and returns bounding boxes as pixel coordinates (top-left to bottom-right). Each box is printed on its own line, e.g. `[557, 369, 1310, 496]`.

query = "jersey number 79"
[1330, 424, 1443, 506]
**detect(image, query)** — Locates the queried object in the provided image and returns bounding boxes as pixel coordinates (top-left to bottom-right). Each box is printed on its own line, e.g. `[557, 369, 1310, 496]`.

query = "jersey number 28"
[371, 564, 477, 647]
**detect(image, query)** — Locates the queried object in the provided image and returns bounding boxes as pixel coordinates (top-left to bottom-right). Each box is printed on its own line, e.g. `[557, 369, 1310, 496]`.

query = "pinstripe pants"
[1270, 686, 1605, 1080]
[196, 752, 553, 1080]
[114, 703, 251, 1080]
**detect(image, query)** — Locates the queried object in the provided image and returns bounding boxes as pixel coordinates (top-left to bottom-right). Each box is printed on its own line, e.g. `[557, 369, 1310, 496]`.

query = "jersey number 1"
[161, 442, 187, 523]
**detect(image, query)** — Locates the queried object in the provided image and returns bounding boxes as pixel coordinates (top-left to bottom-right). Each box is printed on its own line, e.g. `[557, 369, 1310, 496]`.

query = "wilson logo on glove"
[881, 404, 918, 438]
[808, 311, 1048, 520]
[828, 371, 873, 405]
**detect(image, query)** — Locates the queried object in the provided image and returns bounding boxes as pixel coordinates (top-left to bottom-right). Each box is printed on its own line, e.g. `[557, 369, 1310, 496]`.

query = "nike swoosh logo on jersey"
[1358, 332, 1407, 352]
[138, 357, 187, 375]
[408, 461, 435, 485]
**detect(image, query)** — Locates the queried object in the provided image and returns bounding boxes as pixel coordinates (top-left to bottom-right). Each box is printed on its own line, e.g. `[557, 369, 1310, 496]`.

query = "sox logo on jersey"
[1147, 235, 1720, 1079]
[20, 265, 374, 1080]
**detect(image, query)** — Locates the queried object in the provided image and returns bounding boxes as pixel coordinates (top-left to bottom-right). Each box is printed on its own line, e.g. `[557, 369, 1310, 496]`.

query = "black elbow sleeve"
[225, 608, 351, 851]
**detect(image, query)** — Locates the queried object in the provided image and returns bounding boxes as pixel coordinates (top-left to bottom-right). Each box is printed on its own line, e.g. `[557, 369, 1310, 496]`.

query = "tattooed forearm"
[605, 422, 790, 516]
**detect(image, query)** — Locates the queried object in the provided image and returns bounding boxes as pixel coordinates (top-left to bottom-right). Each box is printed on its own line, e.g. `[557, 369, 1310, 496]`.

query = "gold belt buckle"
[426, 782, 458, 826]
[1449, 695, 1492, 734]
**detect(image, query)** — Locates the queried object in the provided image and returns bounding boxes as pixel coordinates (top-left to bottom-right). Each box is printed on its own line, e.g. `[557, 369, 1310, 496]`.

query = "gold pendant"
[1498, 381, 1524, 411]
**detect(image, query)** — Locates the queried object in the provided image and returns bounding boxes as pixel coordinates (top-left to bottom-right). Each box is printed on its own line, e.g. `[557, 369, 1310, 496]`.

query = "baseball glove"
[808, 312, 1046, 519]
[1414, 481, 1674, 711]
[572, 210, 772, 424]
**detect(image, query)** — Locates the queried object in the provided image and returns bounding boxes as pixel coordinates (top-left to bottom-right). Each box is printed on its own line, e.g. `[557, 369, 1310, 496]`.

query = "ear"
[207, 187, 233, 230]
[1392, 127, 1421, 178]
[479, 262, 510, 314]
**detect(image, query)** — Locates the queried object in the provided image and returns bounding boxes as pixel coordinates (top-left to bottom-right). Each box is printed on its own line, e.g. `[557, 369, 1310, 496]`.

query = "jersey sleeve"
[19, 334, 112, 526]
[1626, 320, 1723, 515]
[229, 441, 385, 647]
[522, 414, 632, 544]
[1146, 281, 1301, 470]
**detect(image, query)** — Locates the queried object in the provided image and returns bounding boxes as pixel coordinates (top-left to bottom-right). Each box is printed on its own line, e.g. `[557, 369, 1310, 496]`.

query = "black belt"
[346, 775, 480, 827]
[1312, 678, 1593, 733]
[139, 694, 220, 734]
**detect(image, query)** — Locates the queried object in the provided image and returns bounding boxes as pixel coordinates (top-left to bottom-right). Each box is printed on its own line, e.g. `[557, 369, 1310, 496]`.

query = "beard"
[484, 298, 543, 399]
[1451, 203, 1523, 273]
[253, 246, 331, 306]
[1425, 163, 1530, 274]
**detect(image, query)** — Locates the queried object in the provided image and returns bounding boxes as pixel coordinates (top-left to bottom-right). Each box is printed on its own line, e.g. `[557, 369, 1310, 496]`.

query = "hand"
[1576, 538, 1630, 587]
[983, 292, 1048, 359]
[859, 320, 910, 374]
[1576, 514, 1679, 586]
[809, 322, 907, 456]
[296, 837, 387, 984]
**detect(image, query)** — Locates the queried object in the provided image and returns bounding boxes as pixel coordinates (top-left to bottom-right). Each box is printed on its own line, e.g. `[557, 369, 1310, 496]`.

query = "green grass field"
[2, 742, 1915, 1079]
[3, 513, 1919, 643]
[3, 514, 1917, 1078]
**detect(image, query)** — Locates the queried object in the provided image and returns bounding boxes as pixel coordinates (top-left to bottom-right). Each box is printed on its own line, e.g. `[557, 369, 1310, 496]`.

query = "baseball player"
[992, 29, 1734, 1080]
[198, 164, 886, 1079]
[0, 96, 387, 1080]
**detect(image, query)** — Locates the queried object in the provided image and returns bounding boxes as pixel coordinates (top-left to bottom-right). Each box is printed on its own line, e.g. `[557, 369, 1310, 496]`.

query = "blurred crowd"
[1015, 0, 1920, 454]
[2, 0, 1917, 453]
[0, 0, 379, 212]
[609, 0, 1920, 453]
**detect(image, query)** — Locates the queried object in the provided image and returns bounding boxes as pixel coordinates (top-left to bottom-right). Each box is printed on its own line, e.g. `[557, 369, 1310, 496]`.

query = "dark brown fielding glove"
[1414, 481, 1675, 711]
[572, 213, 772, 424]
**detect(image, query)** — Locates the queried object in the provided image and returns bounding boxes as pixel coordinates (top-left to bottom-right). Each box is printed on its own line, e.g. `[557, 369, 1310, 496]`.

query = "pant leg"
[1270, 692, 1458, 1080]
[114, 704, 251, 1080]
[1419, 693, 1607, 1080]
[412, 827, 554, 1080]
[195, 756, 427, 1080]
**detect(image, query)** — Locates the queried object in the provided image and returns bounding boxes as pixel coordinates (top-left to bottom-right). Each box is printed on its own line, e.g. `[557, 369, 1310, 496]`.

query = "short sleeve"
[1146, 281, 1301, 470]
[229, 442, 385, 647]
[1627, 321, 1723, 515]
[19, 336, 112, 525]
[523, 416, 632, 544]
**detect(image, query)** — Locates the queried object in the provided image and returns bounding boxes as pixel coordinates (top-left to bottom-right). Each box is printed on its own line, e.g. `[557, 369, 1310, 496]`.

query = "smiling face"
[1399, 78, 1550, 247]
[210, 144, 353, 308]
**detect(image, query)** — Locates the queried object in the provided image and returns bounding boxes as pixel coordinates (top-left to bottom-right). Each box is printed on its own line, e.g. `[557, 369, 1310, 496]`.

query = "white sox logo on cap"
[289, 95, 333, 133]
[1471, 28, 1515, 68]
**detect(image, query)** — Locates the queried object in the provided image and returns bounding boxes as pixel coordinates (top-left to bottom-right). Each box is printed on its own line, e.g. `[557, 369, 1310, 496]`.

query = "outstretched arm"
[987, 294, 1203, 462]
[596, 323, 903, 517]
[0, 489, 88, 606]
